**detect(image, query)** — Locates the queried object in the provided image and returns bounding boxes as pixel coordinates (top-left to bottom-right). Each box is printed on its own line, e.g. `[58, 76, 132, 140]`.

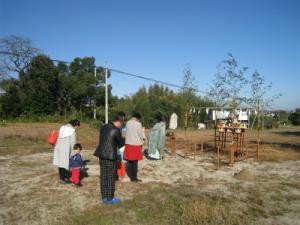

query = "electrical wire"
[110, 68, 209, 94]
[0, 51, 208, 93]
[110, 68, 183, 89]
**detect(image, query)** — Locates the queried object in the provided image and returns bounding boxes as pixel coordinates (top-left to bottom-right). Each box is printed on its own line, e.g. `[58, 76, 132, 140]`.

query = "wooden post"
[184, 143, 187, 159]
[223, 130, 227, 151]
[256, 140, 260, 161]
[193, 143, 196, 160]
[201, 142, 204, 159]
[160, 148, 164, 160]
[229, 142, 235, 166]
[170, 134, 176, 156]
[245, 145, 248, 163]
[214, 126, 217, 151]
[221, 132, 224, 150]
[184, 110, 188, 130]
[217, 146, 220, 167]
[257, 100, 261, 162]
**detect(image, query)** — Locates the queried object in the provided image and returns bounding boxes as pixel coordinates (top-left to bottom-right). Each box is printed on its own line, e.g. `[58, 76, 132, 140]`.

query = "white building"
[0, 88, 5, 96]
[208, 108, 252, 123]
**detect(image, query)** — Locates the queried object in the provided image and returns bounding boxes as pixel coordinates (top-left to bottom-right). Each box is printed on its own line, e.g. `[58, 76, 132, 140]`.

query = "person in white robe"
[147, 115, 166, 160]
[53, 119, 80, 183]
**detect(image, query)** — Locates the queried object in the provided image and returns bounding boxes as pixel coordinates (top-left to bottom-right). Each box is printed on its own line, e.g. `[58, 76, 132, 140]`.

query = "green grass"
[61, 178, 300, 225]
[64, 186, 250, 225]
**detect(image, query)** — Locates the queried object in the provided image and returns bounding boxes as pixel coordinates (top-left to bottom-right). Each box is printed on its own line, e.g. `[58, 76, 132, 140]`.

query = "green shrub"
[288, 109, 300, 125]
[87, 120, 104, 129]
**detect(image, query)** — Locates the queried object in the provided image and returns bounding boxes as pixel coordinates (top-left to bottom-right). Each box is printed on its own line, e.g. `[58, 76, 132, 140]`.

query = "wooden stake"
[170, 134, 176, 156]
[230, 142, 235, 166]
[217, 146, 220, 167]
[256, 139, 260, 161]
[184, 143, 188, 159]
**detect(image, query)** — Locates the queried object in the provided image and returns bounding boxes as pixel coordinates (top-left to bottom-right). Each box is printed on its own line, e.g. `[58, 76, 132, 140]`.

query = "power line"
[0, 51, 19, 56]
[110, 68, 183, 89]
[0, 51, 72, 64]
[110, 68, 209, 94]
[0, 51, 209, 94]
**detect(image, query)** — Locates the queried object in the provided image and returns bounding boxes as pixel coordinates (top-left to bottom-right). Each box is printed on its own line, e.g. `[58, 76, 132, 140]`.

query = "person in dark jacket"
[115, 111, 126, 181]
[94, 114, 125, 205]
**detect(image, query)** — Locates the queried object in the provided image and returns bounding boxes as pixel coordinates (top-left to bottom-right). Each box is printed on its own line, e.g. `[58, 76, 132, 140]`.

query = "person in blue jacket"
[70, 143, 84, 187]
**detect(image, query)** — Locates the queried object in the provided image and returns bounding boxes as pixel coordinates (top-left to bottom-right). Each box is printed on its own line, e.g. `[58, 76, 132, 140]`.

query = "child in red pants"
[70, 143, 84, 187]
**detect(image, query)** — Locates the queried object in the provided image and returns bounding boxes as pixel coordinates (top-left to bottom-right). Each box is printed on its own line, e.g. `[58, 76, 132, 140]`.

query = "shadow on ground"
[271, 131, 300, 137]
[261, 142, 300, 151]
[249, 140, 300, 151]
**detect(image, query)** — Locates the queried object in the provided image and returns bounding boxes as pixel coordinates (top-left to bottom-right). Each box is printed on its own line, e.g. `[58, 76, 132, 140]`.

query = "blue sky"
[1, 0, 299, 110]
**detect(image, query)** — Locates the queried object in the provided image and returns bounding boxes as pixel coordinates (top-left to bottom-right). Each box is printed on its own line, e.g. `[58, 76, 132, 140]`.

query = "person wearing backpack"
[53, 119, 80, 183]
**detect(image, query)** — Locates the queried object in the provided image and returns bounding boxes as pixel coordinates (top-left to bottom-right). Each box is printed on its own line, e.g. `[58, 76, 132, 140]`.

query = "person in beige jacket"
[123, 112, 144, 182]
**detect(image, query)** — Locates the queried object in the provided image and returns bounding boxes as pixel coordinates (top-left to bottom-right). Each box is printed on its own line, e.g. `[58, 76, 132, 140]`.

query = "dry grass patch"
[64, 186, 251, 225]
[1, 124, 300, 225]
[0, 122, 99, 155]
[258, 147, 300, 162]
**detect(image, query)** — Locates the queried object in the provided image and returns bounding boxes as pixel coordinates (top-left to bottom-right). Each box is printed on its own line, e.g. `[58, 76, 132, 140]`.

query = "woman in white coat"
[53, 119, 80, 183]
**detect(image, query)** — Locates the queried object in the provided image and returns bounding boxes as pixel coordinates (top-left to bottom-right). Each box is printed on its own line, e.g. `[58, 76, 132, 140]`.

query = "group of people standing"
[53, 112, 167, 205]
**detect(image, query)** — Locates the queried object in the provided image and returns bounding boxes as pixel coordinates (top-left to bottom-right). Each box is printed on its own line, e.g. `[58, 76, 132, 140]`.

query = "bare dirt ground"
[0, 123, 300, 225]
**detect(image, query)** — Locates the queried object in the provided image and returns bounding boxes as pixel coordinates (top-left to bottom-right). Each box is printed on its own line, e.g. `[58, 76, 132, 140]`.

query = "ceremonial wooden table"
[214, 126, 247, 166]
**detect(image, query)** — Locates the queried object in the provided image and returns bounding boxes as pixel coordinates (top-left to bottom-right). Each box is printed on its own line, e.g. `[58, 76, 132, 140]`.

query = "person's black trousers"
[99, 159, 117, 200]
[58, 167, 70, 181]
[126, 160, 138, 181]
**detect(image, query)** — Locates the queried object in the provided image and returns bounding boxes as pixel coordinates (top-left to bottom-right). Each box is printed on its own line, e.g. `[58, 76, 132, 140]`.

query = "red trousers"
[117, 162, 126, 179]
[71, 168, 80, 184]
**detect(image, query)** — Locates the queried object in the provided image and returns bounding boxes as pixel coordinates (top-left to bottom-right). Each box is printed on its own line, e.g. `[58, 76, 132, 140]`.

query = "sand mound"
[234, 168, 254, 181]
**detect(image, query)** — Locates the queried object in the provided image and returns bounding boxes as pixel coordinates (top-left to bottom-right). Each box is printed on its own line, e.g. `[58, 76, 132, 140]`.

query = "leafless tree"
[0, 35, 40, 81]
[207, 54, 248, 110]
[247, 70, 281, 129]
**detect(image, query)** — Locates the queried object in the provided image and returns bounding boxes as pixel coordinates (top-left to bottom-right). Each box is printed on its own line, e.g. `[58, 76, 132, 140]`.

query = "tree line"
[0, 36, 213, 127]
[0, 53, 109, 120]
[1, 35, 297, 128]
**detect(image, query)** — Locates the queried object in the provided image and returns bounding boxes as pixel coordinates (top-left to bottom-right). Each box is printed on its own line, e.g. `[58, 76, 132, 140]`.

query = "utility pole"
[93, 67, 97, 120]
[105, 65, 108, 124]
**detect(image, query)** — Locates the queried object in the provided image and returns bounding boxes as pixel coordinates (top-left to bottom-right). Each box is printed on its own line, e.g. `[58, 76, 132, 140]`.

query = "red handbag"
[48, 130, 59, 146]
